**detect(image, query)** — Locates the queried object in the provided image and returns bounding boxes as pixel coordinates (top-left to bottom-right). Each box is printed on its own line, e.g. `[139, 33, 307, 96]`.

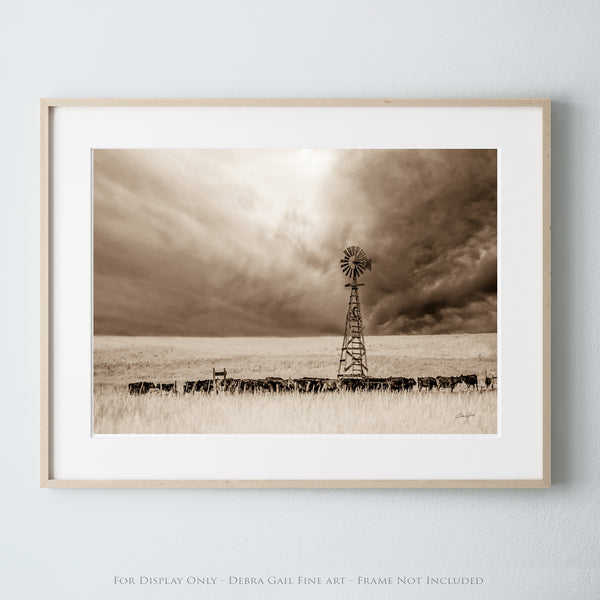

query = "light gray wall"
[2, 1, 599, 598]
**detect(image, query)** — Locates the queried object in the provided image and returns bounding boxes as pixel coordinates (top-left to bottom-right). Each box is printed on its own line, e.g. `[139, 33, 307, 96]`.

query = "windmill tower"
[338, 246, 372, 378]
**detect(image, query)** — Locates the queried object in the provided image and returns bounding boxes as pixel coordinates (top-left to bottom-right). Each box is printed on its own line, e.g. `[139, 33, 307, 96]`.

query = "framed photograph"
[41, 98, 550, 488]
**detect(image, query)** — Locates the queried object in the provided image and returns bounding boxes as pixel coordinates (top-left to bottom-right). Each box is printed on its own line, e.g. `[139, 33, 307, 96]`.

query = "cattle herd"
[127, 381, 176, 394]
[127, 374, 496, 395]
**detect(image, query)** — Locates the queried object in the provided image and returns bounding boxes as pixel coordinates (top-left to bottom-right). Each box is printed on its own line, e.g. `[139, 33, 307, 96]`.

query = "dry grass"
[94, 386, 496, 434]
[94, 334, 497, 435]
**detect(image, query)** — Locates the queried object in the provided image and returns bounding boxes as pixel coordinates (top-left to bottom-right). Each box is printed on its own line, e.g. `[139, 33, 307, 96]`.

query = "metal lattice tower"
[338, 246, 372, 378]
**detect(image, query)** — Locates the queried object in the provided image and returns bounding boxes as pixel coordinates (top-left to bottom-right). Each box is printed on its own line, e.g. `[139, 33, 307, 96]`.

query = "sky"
[94, 148, 497, 337]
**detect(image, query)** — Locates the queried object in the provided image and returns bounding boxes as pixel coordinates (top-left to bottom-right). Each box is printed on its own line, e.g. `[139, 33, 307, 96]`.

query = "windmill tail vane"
[338, 246, 372, 379]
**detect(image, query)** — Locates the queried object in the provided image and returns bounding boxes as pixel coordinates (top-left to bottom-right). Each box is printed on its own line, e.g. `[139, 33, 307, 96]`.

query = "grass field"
[93, 334, 497, 434]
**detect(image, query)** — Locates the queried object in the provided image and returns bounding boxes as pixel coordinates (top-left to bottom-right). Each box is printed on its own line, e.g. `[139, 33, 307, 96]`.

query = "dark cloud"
[94, 149, 496, 336]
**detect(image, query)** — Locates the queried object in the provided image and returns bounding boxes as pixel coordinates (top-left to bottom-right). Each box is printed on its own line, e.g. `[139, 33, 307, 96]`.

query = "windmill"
[338, 246, 372, 378]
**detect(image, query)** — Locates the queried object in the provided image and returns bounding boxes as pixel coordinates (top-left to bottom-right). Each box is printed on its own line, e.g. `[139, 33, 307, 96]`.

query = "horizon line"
[93, 331, 498, 338]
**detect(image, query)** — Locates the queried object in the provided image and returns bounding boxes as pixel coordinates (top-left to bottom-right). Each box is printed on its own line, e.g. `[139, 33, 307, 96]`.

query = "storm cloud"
[94, 148, 496, 336]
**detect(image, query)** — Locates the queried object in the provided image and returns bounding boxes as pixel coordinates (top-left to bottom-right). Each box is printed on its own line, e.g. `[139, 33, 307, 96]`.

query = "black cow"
[294, 378, 324, 393]
[295, 377, 312, 392]
[238, 379, 252, 392]
[154, 382, 176, 393]
[249, 379, 267, 393]
[366, 377, 388, 391]
[403, 377, 416, 391]
[484, 375, 497, 390]
[183, 381, 196, 393]
[196, 379, 213, 393]
[128, 381, 154, 395]
[280, 379, 295, 392]
[437, 376, 461, 391]
[461, 374, 478, 391]
[339, 378, 366, 392]
[225, 378, 241, 393]
[183, 379, 212, 393]
[263, 377, 286, 393]
[388, 377, 404, 392]
[390, 376, 416, 391]
[319, 378, 340, 392]
[418, 377, 438, 391]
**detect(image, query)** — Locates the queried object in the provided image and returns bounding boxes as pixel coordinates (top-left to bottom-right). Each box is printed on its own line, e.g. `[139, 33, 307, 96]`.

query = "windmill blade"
[341, 247, 372, 279]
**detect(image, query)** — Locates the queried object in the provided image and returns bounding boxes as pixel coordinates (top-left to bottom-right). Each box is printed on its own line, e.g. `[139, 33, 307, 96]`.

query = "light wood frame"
[40, 98, 551, 488]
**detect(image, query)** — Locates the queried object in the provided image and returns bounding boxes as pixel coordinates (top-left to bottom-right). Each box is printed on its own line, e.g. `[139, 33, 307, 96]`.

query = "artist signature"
[455, 412, 476, 420]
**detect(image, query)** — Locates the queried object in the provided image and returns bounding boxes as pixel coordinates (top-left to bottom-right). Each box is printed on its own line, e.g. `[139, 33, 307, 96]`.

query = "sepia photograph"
[93, 148, 497, 435]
